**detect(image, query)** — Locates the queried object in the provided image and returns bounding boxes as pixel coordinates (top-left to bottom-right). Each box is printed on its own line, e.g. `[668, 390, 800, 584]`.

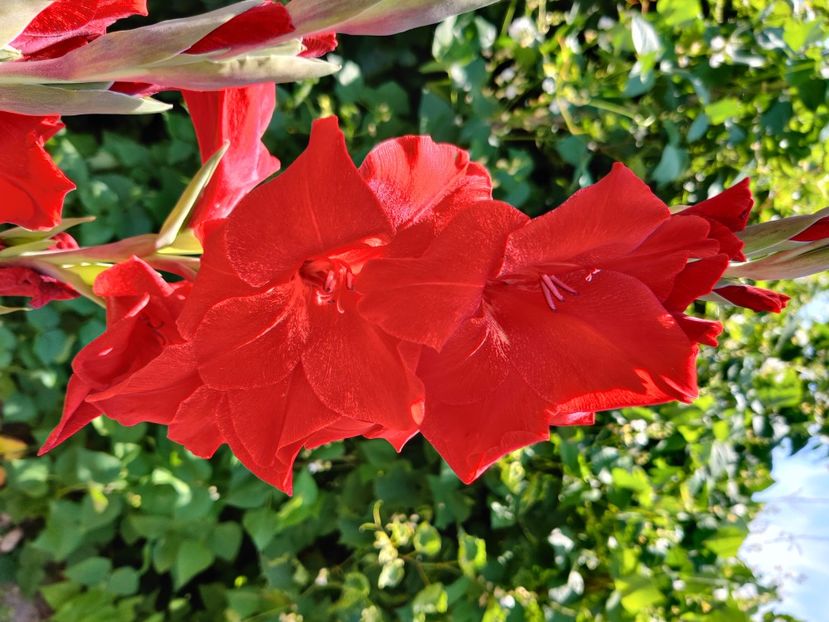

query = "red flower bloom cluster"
[42, 117, 745, 492]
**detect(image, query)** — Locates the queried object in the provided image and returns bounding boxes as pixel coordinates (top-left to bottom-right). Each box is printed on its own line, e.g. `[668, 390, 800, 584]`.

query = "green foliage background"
[2, 1, 829, 620]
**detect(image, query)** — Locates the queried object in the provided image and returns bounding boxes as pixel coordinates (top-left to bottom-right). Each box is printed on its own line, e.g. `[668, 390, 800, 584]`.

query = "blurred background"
[1, 1, 828, 620]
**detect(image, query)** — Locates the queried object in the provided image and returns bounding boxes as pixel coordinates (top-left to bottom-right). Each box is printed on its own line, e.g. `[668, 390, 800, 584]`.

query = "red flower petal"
[108, 81, 158, 97]
[87, 343, 200, 426]
[682, 178, 753, 233]
[673, 316, 723, 347]
[224, 117, 392, 287]
[360, 135, 492, 233]
[359, 422, 417, 453]
[186, 1, 294, 55]
[599, 215, 719, 301]
[13, 0, 148, 56]
[663, 254, 730, 312]
[72, 310, 153, 389]
[0, 113, 75, 230]
[678, 179, 754, 261]
[42, 259, 192, 449]
[93, 257, 183, 326]
[421, 368, 551, 484]
[194, 284, 310, 390]
[301, 33, 338, 58]
[38, 376, 100, 454]
[357, 200, 527, 350]
[417, 312, 510, 406]
[221, 366, 341, 467]
[500, 163, 669, 276]
[93, 255, 173, 298]
[167, 386, 226, 459]
[705, 219, 746, 261]
[490, 269, 699, 411]
[715, 284, 790, 313]
[302, 296, 423, 431]
[177, 228, 260, 339]
[213, 390, 311, 494]
[183, 84, 281, 241]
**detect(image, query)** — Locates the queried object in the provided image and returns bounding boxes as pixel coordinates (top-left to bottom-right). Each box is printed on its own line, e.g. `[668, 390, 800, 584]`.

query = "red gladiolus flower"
[12, 0, 148, 59]
[360, 163, 729, 483]
[41, 123, 742, 492]
[183, 84, 281, 241]
[0, 113, 75, 230]
[0, 233, 79, 307]
[715, 284, 790, 313]
[39, 257, 196, 454]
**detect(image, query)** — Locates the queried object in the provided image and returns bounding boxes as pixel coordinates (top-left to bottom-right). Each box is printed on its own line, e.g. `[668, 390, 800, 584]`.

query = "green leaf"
[209, 522, 243, 561]
[172, 540, 214, 590]
[783, 20, 821, 51]
[335, 572, 371, 609]
[40, 582, 82, 610]
[657, 0, 702, 26]
[33, 329, 73, 365]
[427, 474, 472, 528]
[243, 507, 278, 551]
[687, 114, 709, 143]
[615, 574, 665, 612]
[107, 568, 140, 596]
[274, 469, 319, 530]
[65, 557, 112, 586]
[419, 90, 457, 142]
[704, 98, 746, 125]
[8, 460, 50, 497]
[651, 145, 687, 185]
[704, 525, 747, 558]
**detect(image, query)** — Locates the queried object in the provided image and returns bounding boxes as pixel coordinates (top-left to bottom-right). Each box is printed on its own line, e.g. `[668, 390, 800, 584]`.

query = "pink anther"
[324, 270, 336, 294]
[540, 274, 578, 311]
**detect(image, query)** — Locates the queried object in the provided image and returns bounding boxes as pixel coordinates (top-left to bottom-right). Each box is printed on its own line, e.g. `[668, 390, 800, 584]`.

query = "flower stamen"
[540, 274, 578, 311]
